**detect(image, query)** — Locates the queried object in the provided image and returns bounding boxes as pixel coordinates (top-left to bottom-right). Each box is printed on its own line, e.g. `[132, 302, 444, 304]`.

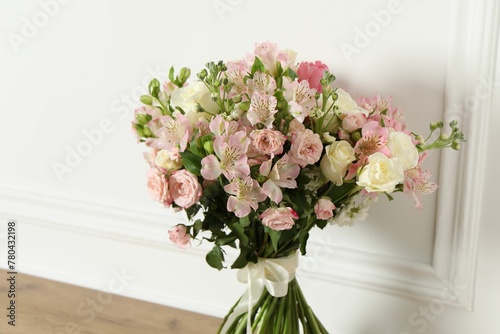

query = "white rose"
[335, 89, 369, 115]
[357, 153, 404, 193]
[170, 81, 219, 115]
[320, 140, 355, 185]
[155, 150, 182, 171]
[387, 131, 419, 171]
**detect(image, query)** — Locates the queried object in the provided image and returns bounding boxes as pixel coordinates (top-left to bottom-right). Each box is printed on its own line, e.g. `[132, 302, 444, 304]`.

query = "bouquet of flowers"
[132, 41, 464, 334]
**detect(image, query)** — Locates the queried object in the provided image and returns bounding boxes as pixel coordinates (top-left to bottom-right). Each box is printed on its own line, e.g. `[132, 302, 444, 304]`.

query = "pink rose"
[342, 113, 367, 132]
[250, 129, 286, 156]
[146, 168, 172, 206]
[314, 198, 336, 220]
[168, 225, 191, 249]
[168, 170, 202, 208]
[289, 129, 323, 167]
[260, 207, 299, 231]
[297, 61, 329, 93]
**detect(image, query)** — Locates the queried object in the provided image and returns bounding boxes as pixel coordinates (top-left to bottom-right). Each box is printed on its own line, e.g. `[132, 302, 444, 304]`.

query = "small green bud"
[240, 101, 250, 112]
[451, 142, 461, 150]
[148, 78, 161, 98]
[314, 92, 321, 100]
[135, 125, 145, 137]
[211, 93, 218, 102]
[415, 135, 425, 144]
[197, 69, 208, 80]
[143, 125, 154, 137]
[136, 113, 152, 125]
[179, 67, 191, 81]
[203, 141, 214, 154]
[439, 133, 449, 140]
[351, 130, 362, 142]
[140, 95, 153, 105]
[232, 95, 242, 103]
[277, 99, 288, 111]
[256, 174, 267, 183]
[430, 122, 441, 131]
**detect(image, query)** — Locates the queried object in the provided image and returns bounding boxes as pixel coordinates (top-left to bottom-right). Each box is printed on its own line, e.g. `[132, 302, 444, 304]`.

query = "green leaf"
[185, 204, 201, 221]
[231, 248, 251, 269]
[215, 234, 238, 246]
[206, 245, 224, 270]
[284, 68, 298, 81]
[230, 222, 250, 247]
[298, 230, 310, 255]
[192, 219, 203, 238]
[239, 215, 251, 227]
[180, 151, 202, 176]
[325, 182, 359, 205]
[251, 57, 265, 75]
[385, 193, 394, 201]
[266, 228, 281, 253]
[316, 219, 327, 229]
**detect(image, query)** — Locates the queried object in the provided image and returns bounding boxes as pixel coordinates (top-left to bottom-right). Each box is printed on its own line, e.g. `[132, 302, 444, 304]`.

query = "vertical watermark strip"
[6, 220, 17, 327]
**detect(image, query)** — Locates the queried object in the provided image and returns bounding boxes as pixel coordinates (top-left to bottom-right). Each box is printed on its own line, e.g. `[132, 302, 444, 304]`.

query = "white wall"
[0, 0, 498, 333]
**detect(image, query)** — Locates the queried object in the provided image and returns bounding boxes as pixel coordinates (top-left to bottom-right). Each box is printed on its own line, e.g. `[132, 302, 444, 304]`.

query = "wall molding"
[432, 0, 500, 311]
[0, 183, 464, 308]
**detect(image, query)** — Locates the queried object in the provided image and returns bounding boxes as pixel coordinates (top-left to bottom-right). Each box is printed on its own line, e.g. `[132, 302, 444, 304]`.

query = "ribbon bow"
[220, 252, 299, 334]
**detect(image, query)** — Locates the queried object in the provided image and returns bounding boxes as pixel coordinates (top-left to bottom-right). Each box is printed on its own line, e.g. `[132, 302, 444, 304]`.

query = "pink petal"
[201, 155, 222, 180]
[262, 180, 283, 203]
[259, 159, 273, 177]
[227, 196, 251, 217]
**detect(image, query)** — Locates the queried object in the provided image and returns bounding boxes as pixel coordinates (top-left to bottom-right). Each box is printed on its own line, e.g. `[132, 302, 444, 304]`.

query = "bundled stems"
[218, 279, 328, 334]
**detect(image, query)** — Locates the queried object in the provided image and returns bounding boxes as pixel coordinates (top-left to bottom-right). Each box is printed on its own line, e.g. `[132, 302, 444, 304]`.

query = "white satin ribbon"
[220, 252, 299, 334]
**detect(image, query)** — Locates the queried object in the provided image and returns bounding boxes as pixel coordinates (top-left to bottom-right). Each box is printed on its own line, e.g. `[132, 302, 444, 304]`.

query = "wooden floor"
[0, 270, 221, 334]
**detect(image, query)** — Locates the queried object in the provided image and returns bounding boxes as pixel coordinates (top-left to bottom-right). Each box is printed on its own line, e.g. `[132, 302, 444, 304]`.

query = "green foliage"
[206, 245, 224, 270]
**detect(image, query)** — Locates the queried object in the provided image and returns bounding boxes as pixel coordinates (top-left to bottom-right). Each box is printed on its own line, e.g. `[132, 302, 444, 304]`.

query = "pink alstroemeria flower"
[247, 92, 278, 128]
[252, 41, 295, 76]
[283, 80, 316, 123]
[201, 131, 250, 181]
[260, 154, 300, 203]
[209, 115, 239, 137]
[150, 112, 192, 152]
[224, 176, 267, 217]
[354, 121, 390, 158]
[404, 153, 438, 210]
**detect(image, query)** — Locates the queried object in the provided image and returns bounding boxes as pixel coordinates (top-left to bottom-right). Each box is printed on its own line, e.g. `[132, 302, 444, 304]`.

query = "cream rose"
[387, 131, 419, 171]
[357, 153, 404, 193]
[155, 149, 183, 171]
[170, 81, 219, 115]
[335, 89, 369, 115]
[320, 140, 355, 185]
